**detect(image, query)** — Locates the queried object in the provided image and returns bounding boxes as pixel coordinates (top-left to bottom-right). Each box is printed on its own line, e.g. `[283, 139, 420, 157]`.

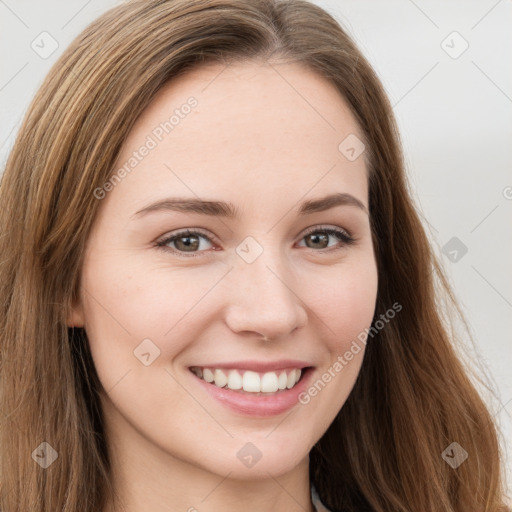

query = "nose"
[223, 247, 308, 341]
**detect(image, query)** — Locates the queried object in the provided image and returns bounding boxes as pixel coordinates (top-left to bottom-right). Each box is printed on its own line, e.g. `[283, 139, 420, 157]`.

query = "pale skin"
[69, 59, 378, 512]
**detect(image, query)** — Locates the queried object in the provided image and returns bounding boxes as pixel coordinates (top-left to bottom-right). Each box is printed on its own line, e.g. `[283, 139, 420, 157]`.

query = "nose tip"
[223, 260, 307, 341]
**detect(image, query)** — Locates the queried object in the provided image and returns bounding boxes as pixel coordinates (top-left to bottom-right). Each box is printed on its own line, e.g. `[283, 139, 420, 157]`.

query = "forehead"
[109, 60, 368, 214]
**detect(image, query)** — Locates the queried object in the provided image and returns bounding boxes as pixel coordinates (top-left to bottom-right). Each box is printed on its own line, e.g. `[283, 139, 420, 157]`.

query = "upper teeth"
[190, 367, 302, 393]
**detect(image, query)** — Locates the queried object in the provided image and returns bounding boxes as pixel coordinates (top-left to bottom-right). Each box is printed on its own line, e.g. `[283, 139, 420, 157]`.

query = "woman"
[0, 0, 509, 511]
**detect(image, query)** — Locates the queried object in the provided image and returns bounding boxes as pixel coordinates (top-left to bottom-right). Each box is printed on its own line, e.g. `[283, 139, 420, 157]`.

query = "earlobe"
[67, 303, 85, 328]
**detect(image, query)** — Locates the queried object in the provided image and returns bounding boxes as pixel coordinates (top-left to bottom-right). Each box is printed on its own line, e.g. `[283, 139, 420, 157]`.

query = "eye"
[296, 225, 355, 251]
[155, 225, 356, 258]
[156, 229, 216, 257]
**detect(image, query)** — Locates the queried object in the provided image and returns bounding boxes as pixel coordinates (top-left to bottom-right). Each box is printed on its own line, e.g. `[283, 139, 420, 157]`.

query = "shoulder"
[311, 484, 333, 512]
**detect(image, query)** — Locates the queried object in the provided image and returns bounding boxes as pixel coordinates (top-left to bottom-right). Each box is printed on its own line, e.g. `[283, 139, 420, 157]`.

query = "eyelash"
[155, 225, 356, 258]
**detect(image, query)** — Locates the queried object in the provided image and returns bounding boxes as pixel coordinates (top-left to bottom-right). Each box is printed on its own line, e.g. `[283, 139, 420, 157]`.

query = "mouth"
[189, 366, 310, 395]
[188, 362, 315, 417]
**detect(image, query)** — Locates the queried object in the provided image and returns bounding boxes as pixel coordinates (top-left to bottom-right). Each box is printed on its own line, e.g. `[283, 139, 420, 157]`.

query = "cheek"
[79, 257, 222, 436]
[302, 254, 378, 352]
[292, 256, 377, 432]
[79, 256, 228, 380]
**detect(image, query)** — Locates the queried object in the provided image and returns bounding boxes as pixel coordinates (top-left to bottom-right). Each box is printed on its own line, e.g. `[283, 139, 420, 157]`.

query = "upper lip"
[189, 359, 313, 373]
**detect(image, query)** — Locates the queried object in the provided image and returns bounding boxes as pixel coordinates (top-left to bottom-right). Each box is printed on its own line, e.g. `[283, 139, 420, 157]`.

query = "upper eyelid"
[160, 227, 218, 244]
[301, 225, 352, 237]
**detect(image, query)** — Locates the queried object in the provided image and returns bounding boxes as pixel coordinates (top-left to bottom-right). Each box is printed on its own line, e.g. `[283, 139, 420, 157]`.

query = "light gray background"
[1, 0, 511, 495]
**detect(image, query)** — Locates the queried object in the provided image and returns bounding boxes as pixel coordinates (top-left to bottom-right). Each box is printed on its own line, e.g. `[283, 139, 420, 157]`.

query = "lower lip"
[190, 368, 314, 417]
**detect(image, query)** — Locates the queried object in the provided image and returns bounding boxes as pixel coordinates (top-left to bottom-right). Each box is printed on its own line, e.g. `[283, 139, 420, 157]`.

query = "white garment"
[311, 484, 332, 512]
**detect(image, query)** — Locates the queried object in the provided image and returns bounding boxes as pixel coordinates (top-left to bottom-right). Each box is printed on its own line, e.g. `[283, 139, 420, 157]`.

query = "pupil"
[308, 233, 327, 248]
[178, 235, 198, 251]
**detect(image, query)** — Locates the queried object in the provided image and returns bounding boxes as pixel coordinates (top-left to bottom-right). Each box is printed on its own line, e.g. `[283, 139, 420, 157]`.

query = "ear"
[67, 299, 85, 328]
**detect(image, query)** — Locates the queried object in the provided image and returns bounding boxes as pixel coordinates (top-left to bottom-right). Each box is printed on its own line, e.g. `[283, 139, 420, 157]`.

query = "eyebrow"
[132, 192, 368, 219]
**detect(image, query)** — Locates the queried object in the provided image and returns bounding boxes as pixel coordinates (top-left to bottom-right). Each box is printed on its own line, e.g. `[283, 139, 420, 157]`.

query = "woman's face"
[70, 60, 378, 480]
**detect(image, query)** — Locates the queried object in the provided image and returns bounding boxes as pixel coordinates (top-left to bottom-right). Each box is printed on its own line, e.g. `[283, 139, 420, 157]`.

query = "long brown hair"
[0, 1, 509, 510]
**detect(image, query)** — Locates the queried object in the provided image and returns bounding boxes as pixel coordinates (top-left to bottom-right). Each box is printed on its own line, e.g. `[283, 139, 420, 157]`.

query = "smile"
[189, 366, 303, 394]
